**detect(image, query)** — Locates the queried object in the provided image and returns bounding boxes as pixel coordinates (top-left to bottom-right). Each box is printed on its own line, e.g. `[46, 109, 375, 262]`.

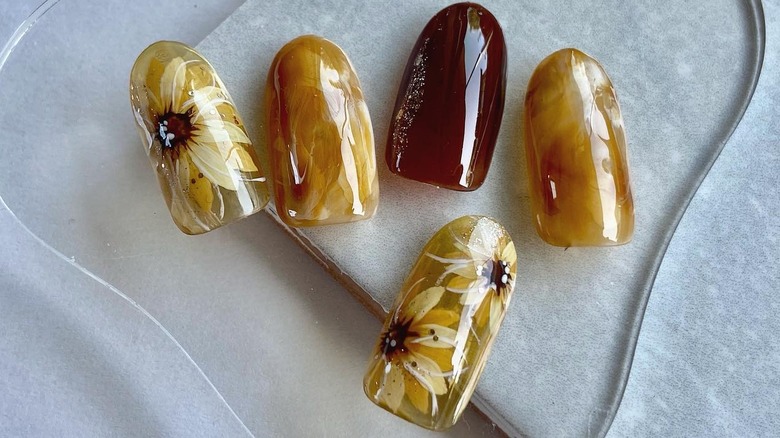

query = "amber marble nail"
[524, 48, 634, 247]
[364, 216, 517, 430]
[129, 41, 269, 235]
[265, 35, 379, 227]
[386, 2, 507, 191]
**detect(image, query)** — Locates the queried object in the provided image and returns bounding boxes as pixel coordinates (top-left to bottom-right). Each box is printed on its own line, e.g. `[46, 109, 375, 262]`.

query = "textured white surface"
[197, 0, 764, 436]
[0, 1, 778, 437]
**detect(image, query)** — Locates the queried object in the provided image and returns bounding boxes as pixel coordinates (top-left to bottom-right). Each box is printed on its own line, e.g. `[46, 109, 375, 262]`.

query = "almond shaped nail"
[129, 41, 270, 235]
[364, 216, 517, 430]
[266, 35, 379, 227]
[524, 48, 634, 246]
[386, 3, 507, 191]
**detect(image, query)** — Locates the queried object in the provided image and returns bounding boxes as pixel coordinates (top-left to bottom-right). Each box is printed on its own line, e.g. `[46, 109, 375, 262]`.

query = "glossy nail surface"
[130, 41, 269, 235]
[266, 35, 379, 227]
[364, 216, 516, 430]
[524, 48, 634, 246]
[386, 2, 507, 191]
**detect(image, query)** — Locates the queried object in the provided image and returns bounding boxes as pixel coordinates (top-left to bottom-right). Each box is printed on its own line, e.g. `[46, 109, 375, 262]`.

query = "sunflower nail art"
[364, 216, 517, 430]
[367, 286, 459, 416]
[130, 41, 269, 234]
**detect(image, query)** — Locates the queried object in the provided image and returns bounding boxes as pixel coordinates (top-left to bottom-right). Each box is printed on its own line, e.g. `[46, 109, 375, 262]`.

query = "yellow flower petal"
[193, 120, 259, 173]
[435, 262, 479, 285]
[407, 353, 448, 395]
[489, 296, 503, 334]
[147, 91, 164, 118]
[177, 150, 214, 213]
[462, 288, 487, 307]
[188, 141, 237, 191]
[502, 241, 517, 266]
[412, 345, 454, 375]
[471, 295, 492, 329]
[227, 145, 259, 173]
[193, 141, 259, 174]
[405, 286, 444, 320]
[404, 369, 430, 414]
[468, 220, 500, 260]
[412, 324, 458, 348]
[382, 363, 405, 413]
[159, 57, 188, 113]
[420, 309, 459, 327]
[180, 85, 222, 113]
[221, 120, 252, 145]
[197, 119, 251, 145]
[447, 275, 478, 293]
[364, 358, 388, 403]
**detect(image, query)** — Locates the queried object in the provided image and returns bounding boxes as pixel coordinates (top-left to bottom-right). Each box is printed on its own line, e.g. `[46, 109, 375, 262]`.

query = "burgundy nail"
[386, 2, 507, 191]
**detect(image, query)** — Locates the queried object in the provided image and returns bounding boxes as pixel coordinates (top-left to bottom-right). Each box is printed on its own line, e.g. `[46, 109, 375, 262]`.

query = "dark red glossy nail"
[386, 2, 507, 191]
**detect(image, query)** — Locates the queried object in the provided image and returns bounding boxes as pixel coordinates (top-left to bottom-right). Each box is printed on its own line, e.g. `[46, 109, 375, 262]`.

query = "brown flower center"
[157, 112, 193, 151]
[484, 258, 511, 296]
[380, 318, 418, 359]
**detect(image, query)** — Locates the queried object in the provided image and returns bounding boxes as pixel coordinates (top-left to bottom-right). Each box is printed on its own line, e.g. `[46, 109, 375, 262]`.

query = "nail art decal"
[524, 48, 634, 246]
[130, 41, 269, 234]
[364, 216, 517, 430]
[386, 3, 507, 191]
[266, 35, 379, 227]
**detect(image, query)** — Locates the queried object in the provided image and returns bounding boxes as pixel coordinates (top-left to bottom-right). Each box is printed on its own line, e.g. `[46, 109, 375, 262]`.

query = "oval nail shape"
[364, 216, 517, 430]
[386, 3, 507, 191]
[129, 41, 269, 235]
[524, 48, 634, 246]
[266, 35, 379, 227]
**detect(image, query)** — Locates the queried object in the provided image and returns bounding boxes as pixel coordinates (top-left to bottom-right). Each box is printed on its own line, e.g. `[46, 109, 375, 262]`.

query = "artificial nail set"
[129, 2, 633, 431]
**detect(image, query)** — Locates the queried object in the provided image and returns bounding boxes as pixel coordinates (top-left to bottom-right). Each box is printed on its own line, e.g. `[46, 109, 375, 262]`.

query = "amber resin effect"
[364, 216, 517, 430]
[266, 35, 379, 227]
[524, 48, 634, 246]
[129, 41, 269, 234]
[386, 2, 507, 191]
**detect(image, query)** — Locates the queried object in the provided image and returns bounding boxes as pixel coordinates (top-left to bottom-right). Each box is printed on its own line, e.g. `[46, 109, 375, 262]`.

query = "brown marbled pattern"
[266, 35, 379, 227]
[524, 48, 634, 247]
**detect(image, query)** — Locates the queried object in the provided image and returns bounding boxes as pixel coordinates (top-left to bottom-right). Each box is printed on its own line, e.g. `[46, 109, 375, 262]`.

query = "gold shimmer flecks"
[129, 41, 269, 234]
[364, 216, 517, 431]
[524, 48, 634, 247]
[265, 35, 379, 227]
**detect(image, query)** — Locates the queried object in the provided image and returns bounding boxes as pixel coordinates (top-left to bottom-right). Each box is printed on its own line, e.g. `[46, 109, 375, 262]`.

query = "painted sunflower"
[427, 218, 517, 335]
[365, 286, 459, 416]
[134, 55, 261, 224]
